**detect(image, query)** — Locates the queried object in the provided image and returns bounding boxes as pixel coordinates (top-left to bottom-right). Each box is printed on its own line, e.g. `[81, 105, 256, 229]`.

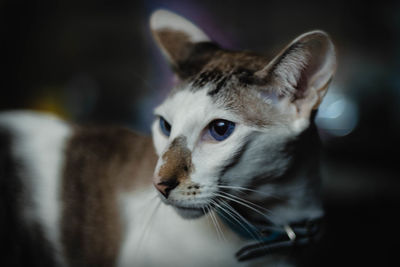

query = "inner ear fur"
[255, 30, 337, 121]
[150, 9, 220, 79]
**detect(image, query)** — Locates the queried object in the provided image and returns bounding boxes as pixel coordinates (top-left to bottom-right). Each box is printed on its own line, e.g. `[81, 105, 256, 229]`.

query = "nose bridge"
[172, 101, 205, 150]
[159, 135, 192, 182]
[154, 136, 193, 198]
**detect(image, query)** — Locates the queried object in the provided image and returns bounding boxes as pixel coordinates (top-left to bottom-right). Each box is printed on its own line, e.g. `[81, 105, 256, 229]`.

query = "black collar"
[235, 217, 323, 261]
[216, 208, 323, 262]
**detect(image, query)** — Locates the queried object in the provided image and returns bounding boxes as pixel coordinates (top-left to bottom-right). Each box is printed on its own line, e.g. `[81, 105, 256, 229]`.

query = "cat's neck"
[116, 124, 322, 265]
[227, 123, 323, 228]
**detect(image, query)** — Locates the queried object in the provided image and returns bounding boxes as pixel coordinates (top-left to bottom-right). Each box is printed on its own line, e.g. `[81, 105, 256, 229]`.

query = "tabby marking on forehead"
[169, 49, 288, 128]
[190, 50, 269, 92]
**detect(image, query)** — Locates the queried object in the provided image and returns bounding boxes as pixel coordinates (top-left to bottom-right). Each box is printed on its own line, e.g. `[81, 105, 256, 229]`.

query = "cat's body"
[0, 10, 336, 267]
[0, 111, 235, 267]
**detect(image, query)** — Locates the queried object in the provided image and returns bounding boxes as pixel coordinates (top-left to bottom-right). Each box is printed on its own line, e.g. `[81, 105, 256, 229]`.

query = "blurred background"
[1, 0, 399, 265]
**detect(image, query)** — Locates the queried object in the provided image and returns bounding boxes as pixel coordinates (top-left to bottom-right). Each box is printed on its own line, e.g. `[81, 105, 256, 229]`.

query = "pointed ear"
[255, 31, 336, 131]
[150, 9, 219, 79]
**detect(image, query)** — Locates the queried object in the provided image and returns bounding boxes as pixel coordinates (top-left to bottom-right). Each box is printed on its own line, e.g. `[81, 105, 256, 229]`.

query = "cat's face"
[150, 10, 336, 219]
[152, 85, 294, 219]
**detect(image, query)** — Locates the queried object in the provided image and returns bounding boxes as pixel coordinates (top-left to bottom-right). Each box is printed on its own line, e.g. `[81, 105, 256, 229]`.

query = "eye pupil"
[164, 120, 171, 132]
[159, 117, 171, 137]
[209, 119, 235, 141]
[214, 121, 228, 135]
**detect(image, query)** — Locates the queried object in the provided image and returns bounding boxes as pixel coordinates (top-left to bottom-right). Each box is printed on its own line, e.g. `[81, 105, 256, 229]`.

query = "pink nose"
[154, 179, 179, 199]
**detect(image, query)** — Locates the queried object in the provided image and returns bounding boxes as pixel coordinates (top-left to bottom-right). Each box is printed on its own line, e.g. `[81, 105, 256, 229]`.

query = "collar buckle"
[235, 217, 323, 262]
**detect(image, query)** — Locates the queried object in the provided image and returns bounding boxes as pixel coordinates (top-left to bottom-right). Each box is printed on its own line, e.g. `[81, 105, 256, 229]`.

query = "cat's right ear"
[150, 9, 219, 79]
[255, 31, 336, 132]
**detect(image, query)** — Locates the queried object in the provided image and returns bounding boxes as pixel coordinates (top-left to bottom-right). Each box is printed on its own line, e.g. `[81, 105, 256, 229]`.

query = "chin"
[173, 206, 206, 219]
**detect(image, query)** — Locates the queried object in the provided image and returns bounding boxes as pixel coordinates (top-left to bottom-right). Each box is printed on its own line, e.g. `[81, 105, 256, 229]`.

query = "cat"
[0, 9, 336, 267]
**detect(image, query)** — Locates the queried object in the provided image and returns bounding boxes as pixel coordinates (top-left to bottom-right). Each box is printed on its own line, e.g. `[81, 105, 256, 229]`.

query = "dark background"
[1, 0, 399, 266]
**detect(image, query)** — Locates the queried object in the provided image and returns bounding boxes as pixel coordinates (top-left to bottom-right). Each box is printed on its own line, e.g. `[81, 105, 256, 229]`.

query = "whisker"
[135, 198, 162, 254]
[217, 184, 283, 200]
[206, 205, 221, 241]
[202, 206, 213, 229]
[211, 199, 263, 242]
[208, 205, 226, 242]
[214, 193, 271, 220]
[218, 191, 272, 214]
[201, 182, 281, 199]
[205, 205, 216, 232]
[134, 193, 159, 212]
[218, 185, 269, 196]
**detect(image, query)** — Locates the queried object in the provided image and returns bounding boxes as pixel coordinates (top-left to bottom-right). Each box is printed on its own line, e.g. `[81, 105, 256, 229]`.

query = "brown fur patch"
[191, 50, 269, 87]
[158, 136, 192, 185]
[182, 49, 289, 128]
[206, 50, 267, 72]
[61, 126, 157, 267]
[216, 82, 289, 128]
[154, 28, 220, 79]
[156, 29, 192, 65]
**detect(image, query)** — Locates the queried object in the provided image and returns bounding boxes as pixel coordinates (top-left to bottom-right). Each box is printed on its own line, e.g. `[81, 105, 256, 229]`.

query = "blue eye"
[209, 119, 235, 141]
[159, 117, 171, 137]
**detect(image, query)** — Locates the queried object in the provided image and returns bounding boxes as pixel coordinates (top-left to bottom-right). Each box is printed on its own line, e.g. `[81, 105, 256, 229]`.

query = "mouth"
[154, 186, 215, 219]
[173, 204, 210, 219]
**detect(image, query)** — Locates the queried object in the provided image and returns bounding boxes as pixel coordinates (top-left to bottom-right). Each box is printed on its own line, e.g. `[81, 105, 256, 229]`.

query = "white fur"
[0, 11, 332, 267]
[150, 9, 210, 43]
[0, 111, 71, 266]
[151, 86, 321, 225]
[140, 85, 315, 266]
[136, 14, 330, 266]
[152, 88, 251, 206]
[117, 188, 242, 267]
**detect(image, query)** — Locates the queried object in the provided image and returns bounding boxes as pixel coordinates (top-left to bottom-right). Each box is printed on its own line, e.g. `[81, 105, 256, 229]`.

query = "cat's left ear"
[256, 31, 337, 131]
[150, 9, 219, 79]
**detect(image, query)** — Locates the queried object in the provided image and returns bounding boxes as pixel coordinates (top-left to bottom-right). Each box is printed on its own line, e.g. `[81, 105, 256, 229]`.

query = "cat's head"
[149, 10, 336, 219]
